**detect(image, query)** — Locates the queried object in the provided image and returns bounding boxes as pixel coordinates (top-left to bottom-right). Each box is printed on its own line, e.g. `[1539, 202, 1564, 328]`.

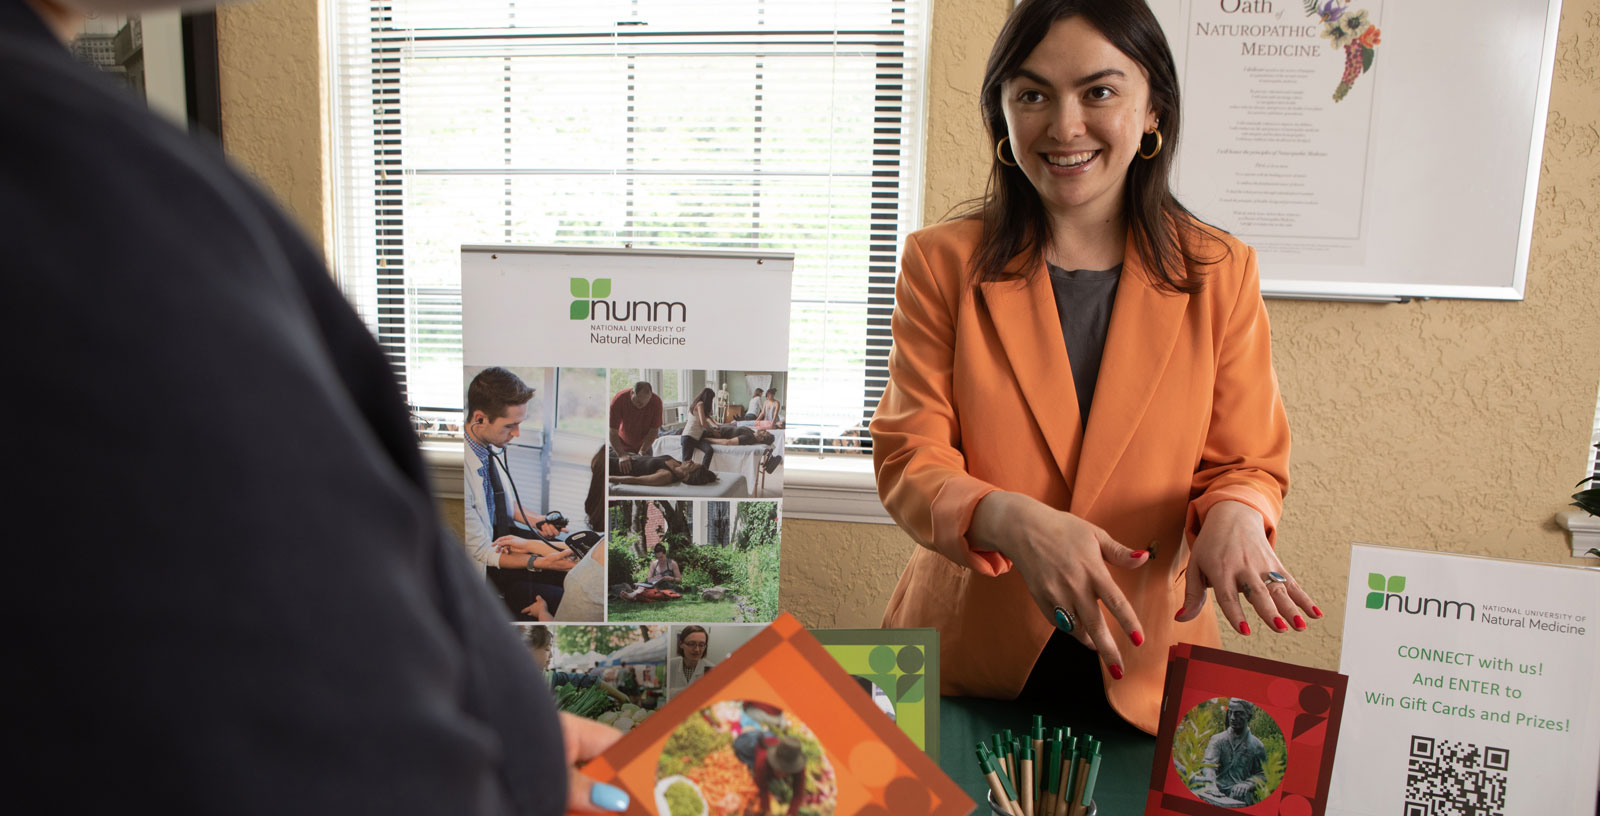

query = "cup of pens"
[989, 790, 1095, 816]
[977, 716, 1099, 816]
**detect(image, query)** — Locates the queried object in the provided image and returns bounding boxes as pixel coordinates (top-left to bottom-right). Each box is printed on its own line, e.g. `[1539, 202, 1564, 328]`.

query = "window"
[1589, 384, 1600, 484]
[330, 0, 929, 455]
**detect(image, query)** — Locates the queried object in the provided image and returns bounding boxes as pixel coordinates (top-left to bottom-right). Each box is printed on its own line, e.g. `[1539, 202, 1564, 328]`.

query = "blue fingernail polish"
[591, 782, 629, 812]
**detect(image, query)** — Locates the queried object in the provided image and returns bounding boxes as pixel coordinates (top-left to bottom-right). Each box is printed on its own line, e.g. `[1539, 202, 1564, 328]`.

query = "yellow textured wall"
[220, 0, 1600, 671]
[216, 0, 328, 256]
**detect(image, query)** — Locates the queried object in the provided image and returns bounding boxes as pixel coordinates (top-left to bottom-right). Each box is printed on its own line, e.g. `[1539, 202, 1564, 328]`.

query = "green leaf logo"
[1364, 573, 1406, 608]
[569, 300, 589, 320]
[592, 278, 611, 299]
[570, 278, 590, 298]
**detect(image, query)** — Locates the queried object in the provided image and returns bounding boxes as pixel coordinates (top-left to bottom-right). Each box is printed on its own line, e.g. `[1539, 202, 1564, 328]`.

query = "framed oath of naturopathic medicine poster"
[1150, 0, 1561, 300]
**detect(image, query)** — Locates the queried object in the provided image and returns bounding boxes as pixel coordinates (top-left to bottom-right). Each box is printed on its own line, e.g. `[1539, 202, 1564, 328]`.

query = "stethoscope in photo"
[468, 417, 599, 559]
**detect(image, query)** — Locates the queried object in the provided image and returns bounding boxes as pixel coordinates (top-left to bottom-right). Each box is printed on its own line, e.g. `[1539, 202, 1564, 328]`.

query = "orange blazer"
[872, 217, 1290, 735]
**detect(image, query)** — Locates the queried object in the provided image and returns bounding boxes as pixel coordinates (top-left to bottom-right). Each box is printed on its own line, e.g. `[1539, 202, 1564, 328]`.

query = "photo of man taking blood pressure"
[464, 366, 588, 620]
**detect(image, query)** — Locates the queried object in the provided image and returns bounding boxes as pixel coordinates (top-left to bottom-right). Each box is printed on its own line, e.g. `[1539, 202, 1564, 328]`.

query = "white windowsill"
[1557, 509, 1600, 558]
[419, 441, 893, 524]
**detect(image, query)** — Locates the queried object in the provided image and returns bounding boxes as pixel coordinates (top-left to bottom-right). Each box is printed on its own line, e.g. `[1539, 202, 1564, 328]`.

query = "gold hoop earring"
[996, 137, 1018, 167]
[1138, 129, 1163, 160]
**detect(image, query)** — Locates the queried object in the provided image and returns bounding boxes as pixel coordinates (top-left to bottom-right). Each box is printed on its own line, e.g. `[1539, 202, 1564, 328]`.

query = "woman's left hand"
[1177, 500, 1320, 634]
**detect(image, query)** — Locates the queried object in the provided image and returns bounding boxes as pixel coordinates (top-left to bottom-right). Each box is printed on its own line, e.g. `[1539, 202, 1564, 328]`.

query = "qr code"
[1403, 735, 1509, 816]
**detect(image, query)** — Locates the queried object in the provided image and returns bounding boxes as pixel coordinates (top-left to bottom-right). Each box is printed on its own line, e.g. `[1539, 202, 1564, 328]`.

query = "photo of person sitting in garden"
[606, 500, 782, 623]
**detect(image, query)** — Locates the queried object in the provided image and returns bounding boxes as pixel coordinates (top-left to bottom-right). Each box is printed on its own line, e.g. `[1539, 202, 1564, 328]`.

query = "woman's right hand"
[970, 491, 1150, 677]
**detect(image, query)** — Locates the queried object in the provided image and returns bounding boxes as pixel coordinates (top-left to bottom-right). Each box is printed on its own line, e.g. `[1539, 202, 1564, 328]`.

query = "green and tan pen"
[995, 748, 1024, 816]
[985, 743, 1024, 816]
[991, 734, 1010, 783]
[977, 747, 1020, 816]
[1074, 739, 1102, 816]
[1018, 739, 1034, 816]
[1067, 737, 1095, 816]
[1055, 734, 1077, 816]
[1043, 736, 1056, 816]
[1003, 729, 1016, 779]
[1036, 716, 1049, 806]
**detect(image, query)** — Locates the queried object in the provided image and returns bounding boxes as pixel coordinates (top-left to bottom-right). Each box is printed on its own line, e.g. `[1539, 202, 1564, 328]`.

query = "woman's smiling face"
[1001, 15, 1158, 226]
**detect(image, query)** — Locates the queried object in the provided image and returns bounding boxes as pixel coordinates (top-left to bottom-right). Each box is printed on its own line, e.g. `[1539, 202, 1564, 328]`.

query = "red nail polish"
[1174, 606, 1186, 620]
[1274, 616, 1289, 631]
[1238, 621, 1251, 635]
[1132, 549, 1148, 559]
[1293, 615, 1306, 631]
[1109, 664, 1124, 680]
[1131, 631, 1145, 646]
[1312, 605, 1324, 618]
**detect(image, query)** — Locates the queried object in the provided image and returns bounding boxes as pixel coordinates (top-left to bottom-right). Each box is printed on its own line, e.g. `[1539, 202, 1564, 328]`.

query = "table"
[939, 695, 1155, 815]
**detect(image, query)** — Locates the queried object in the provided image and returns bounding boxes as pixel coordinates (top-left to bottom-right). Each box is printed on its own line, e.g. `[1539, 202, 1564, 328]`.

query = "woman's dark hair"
[694, 388, 715, 418]
[966, 0, 1222, 293]
[681, 462, 718, 486]
[676, 625, 709, 657]
[585, 446, 605, 527]
[653, 543, 668, 555]
[524, 625, 552, 650]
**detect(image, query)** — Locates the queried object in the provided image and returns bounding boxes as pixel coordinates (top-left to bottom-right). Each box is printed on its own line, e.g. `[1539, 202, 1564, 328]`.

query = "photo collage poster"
[462, 246, 793, 730]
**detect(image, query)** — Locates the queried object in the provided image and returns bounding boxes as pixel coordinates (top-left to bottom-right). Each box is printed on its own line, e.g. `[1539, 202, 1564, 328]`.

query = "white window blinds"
[329, 0, 928, 452]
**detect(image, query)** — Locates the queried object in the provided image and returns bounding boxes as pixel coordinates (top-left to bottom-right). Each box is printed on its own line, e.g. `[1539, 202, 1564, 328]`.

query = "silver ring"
[1053, 606, 1078, 633]
[1263, 571, 1289, 586]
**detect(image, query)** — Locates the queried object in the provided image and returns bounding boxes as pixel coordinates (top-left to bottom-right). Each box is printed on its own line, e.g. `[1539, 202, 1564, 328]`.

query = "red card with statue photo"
[1147, 643, 1348, 816]
[573, 613, 971, 816]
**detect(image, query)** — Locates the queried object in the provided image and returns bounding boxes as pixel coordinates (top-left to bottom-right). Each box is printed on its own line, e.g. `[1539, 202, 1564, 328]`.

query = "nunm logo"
[1366, 573, 1405, 609]
[570, 277, 612, 320]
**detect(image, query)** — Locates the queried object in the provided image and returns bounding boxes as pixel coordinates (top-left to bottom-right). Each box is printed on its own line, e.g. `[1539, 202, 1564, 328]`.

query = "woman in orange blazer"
[872, 0, 1321, 736]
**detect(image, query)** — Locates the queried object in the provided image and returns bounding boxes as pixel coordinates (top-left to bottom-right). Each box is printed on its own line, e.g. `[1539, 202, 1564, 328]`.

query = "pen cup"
[988, 790, 1095, 816]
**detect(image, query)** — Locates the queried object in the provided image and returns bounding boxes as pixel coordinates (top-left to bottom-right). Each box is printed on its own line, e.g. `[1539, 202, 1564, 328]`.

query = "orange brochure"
[573, 613, 971, 816]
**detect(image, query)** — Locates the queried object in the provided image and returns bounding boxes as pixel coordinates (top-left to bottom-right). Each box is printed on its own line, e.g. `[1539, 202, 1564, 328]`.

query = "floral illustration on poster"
[1307, 0, 1383, 101]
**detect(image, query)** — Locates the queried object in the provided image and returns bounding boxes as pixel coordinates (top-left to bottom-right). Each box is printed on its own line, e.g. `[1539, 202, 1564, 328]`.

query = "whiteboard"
[1151, 0, 1561, 300]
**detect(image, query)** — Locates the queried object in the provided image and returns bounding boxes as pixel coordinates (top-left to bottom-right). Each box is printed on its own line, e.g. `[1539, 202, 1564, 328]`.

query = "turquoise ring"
[1053, 606, 1078, 633]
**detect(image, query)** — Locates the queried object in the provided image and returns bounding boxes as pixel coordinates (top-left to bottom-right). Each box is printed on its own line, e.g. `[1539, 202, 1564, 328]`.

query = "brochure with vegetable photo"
[574, 613, 971, 816]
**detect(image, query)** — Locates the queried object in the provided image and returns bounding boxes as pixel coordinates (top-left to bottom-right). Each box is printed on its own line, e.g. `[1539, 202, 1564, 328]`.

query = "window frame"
[331, 1, 925, 522]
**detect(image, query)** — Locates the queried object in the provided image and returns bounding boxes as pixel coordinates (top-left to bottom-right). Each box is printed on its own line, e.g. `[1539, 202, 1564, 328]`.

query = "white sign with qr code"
[1328, 543, 1600, 815]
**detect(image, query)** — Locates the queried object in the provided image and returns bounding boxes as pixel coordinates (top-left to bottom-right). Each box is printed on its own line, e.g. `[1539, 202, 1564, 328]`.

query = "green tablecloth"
[938, 695, 1154, 816]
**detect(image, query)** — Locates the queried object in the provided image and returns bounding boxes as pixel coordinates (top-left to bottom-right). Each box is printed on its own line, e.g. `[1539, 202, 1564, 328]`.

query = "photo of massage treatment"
[463, 365, 609, 622]
[608, 369, 786, 500]
[607, 500, 782, 624]
[655, 699, 837, 816]
[522, 623, 667, 732]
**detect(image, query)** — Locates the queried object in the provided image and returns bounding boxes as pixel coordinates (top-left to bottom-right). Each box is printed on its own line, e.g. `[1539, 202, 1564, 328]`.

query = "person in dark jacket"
[3, 0, 625, 812]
